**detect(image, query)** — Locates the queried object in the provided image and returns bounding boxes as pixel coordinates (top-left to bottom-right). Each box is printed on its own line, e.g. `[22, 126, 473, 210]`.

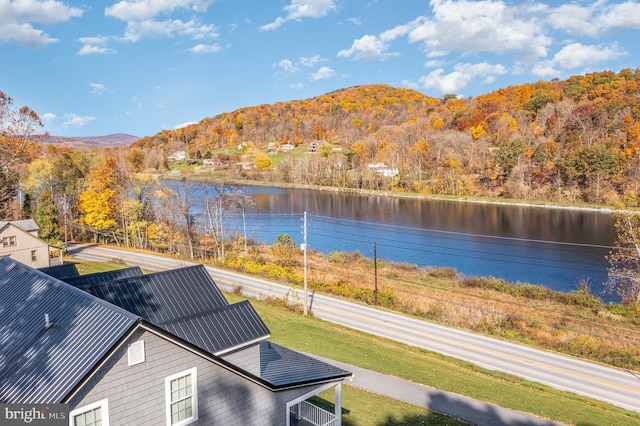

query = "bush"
[429, 267, 457, 279]
[328, 250, 364, 264]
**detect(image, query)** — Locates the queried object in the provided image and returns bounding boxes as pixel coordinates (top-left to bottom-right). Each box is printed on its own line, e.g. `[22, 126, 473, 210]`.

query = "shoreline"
[158, 170, 615, 214]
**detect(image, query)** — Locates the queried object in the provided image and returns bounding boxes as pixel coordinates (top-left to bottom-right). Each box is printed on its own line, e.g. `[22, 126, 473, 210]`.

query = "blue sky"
[2, 0, 639, 137]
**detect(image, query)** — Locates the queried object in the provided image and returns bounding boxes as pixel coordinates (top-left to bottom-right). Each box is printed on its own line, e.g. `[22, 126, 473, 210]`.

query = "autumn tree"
[0, 91, 45, 218]
[254, 154, 272, 170]
[79, 159, 120, 241]
[607, 193, 640, 304]
[52, 150, 90, 243]
[271, 234, 298, 266]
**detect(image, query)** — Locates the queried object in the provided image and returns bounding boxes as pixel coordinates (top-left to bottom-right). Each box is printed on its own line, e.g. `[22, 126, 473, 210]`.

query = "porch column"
[334, 383, 342, 426]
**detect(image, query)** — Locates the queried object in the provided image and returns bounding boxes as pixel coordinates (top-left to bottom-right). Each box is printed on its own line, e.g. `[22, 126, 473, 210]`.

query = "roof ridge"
[16, 259, 140, 321]
[156, 300, 251, 326]
[76, 263, 208, 290]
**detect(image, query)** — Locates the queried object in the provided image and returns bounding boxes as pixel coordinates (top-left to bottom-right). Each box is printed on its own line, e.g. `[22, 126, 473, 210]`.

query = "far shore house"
[367, 163, 399, 177]
[0, 257, 352, 426]
[0, 219, 62, 268]
[167, 150, 187, 161]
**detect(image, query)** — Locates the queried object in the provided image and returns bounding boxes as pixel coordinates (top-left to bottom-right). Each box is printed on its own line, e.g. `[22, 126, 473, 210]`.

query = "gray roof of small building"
[0, 257, 138, 403]
[78, 265, 270, 354]
[63, 266, 143, 287]
[0, 219, 39, 233]
[259, 341, 352, 388]
[38, 263, 80, 280]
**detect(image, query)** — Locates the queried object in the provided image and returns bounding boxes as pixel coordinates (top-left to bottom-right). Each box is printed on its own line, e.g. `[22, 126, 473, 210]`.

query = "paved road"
[311, 356, 564, 426]
[67, 244, 640, 414]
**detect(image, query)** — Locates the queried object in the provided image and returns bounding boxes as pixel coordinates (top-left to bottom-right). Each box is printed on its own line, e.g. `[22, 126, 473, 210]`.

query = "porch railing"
[291, 400, 336, 426]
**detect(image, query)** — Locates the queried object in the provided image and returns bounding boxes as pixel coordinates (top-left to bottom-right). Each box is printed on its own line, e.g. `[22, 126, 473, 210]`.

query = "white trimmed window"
[3, 236, 16, 247]
[165, 368, 198, 426]
[70, 399, 109, 426]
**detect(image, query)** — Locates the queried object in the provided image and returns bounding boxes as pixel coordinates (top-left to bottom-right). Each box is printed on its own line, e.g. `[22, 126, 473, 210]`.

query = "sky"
[1, 0, 640, 138]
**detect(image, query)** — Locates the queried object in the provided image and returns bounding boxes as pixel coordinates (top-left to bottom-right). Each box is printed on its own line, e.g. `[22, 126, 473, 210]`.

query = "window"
[165, 368, 198, 426]
[70, 399, 109, 426]
[31, 250, 37, 262]
[2, 236, 16, 247]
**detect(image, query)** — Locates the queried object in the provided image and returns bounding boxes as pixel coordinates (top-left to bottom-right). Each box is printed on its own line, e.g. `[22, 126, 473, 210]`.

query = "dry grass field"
[220, 241, 640, 371]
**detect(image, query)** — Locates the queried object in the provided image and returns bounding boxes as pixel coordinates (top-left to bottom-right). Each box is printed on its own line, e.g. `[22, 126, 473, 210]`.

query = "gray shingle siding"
[68, 328, 326, 426]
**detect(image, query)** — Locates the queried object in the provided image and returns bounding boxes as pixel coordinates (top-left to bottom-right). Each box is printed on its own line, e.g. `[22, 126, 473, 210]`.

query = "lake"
[168, 182, 618, 301]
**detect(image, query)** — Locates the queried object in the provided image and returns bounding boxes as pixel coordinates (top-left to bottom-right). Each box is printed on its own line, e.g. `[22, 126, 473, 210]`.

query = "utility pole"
[303, 211, 308, 315]
[374, 242, 378, 306]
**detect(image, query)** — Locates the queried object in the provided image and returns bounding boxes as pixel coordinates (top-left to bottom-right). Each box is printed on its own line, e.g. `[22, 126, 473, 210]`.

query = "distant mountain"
[44, 133, 140, 148]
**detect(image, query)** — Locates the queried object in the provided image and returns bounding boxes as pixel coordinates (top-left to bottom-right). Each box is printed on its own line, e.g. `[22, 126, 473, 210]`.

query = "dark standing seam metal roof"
[79, 264, 270, 354]
[259, 341, 352, 388]
[0, 257, 138, 403]
[160, 301, 270, 354]
[63, 266, 143, 287]
[38, 263, 80, 280]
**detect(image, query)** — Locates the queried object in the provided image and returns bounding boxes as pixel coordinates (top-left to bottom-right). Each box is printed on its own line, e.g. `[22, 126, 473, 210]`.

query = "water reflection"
[167, 182, 618, 301]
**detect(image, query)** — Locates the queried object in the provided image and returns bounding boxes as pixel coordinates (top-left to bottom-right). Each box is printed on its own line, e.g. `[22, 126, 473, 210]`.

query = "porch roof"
[260, 341, 352, 388]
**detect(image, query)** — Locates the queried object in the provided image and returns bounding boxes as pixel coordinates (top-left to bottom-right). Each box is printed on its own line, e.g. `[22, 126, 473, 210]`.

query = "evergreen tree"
[35, 186, 61, 244]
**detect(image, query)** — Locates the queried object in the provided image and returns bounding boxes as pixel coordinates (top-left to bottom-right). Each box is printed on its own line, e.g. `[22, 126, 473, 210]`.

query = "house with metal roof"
[62, 265, 142, 287]
[1, 258, 352, 426]
[0, 219, 62, 268]
[38, 262, 80, 280]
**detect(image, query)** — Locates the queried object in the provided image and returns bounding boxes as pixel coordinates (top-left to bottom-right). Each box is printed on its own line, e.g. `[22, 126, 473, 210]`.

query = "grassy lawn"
[313, 386, 470, 426]
[225, 293, 640, 426]
[72, 261, 640, 425]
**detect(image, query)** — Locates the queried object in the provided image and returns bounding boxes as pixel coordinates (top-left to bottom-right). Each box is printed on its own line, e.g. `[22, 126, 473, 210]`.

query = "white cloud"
[277, 59, 299, 73]
[545, 3, 598, 36]
[189, 43, 222, 53]
[599, 1, 640, 30]
[89, 83, 107, 94]
[41, 113, 56, 121]
[337, 34, 388, 60]
[409, 0, 551, 62]
[123, 19, 218, 41]
[545, 1, 640, 36]
[311, 66, 335, 80]
[418, 62, 507, 94]
[0, 0, 83, 48]
[77, 35, 116, 55]
[261, 0, 337, 30]
[532, 42, 626, 77]
[380, 17, 424, 42]
[425, 60, 445, 68]
[105, 0, 214, 21]
[174, 121, 197, 129]
[299, 55, 323, 67]
[63, 113, 96, 129]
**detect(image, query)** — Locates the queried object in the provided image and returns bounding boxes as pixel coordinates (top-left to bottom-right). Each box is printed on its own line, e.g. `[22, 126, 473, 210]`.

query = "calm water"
[167, 182, 617, 301]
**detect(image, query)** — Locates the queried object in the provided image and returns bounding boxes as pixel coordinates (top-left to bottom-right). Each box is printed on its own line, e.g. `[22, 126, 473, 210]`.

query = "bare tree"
[607, 194, 640, 303]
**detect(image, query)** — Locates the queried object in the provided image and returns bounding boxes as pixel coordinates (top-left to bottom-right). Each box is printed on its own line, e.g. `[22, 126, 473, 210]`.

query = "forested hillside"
[135, 69, 640, 205]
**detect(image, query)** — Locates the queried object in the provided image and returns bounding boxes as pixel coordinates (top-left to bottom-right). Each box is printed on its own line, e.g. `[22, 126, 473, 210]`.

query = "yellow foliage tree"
[254, 154, 273, 170]
[79, 159, 119, 231]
